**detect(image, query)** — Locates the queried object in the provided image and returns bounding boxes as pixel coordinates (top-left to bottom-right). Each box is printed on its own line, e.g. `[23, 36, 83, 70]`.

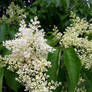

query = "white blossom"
[61, 12, 92, 69]
[3, 16, 60, 92]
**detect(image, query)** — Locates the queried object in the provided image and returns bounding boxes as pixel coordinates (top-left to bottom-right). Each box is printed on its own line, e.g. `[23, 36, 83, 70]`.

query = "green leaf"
[0, 61, 5, 68]
[0, 23, 8, 42]
[0, 0, 8, 8]
[0, 68, 4, 92]
[86, 72, 92, 92]
[47, 48, 62, 92]
[55, 0, 62, 7]
[8, 26, 18, 39]
[47, 48, 61, 81]
[64, 47, 81, 92]
[46, 36, 56, 47]
[82, 69, 92, 92]
[61, 0, 67, 8]
[66, 0, 70, 8]
[5, 70, 21, 92]
[29, 7, 37, 15]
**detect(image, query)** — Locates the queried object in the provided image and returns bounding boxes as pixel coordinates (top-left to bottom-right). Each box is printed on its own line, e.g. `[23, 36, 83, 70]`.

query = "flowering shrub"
[0, 1, 92, 92]
[2, 16, 61, 92]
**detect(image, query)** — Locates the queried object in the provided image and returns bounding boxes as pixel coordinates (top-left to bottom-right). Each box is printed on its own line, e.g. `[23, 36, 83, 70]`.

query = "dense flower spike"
[61, 12, 92, 69]
[3, 17, 61, 92]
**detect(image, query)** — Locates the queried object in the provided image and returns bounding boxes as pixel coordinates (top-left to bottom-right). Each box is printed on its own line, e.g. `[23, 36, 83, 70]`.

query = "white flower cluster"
[3, 17, 61, 92]
[0, 2, 27, 25]
[61, 12, 92, 69]
[52, 26, 62, 41]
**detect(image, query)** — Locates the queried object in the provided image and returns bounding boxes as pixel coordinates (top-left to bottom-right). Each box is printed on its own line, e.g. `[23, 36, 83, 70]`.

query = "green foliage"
[0, 22, 18, 57]
[47, 48, 62, 92]
[0, 68, 4, 92]
[0, 23, 8, 43]
[25, 0, 92, 34]
[4, 70, 21, 92]
[81, 69, 92, 92]
[0, 0, 92, 92]
[64, 47, 81, 92]
[47, 48, 61, 81]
